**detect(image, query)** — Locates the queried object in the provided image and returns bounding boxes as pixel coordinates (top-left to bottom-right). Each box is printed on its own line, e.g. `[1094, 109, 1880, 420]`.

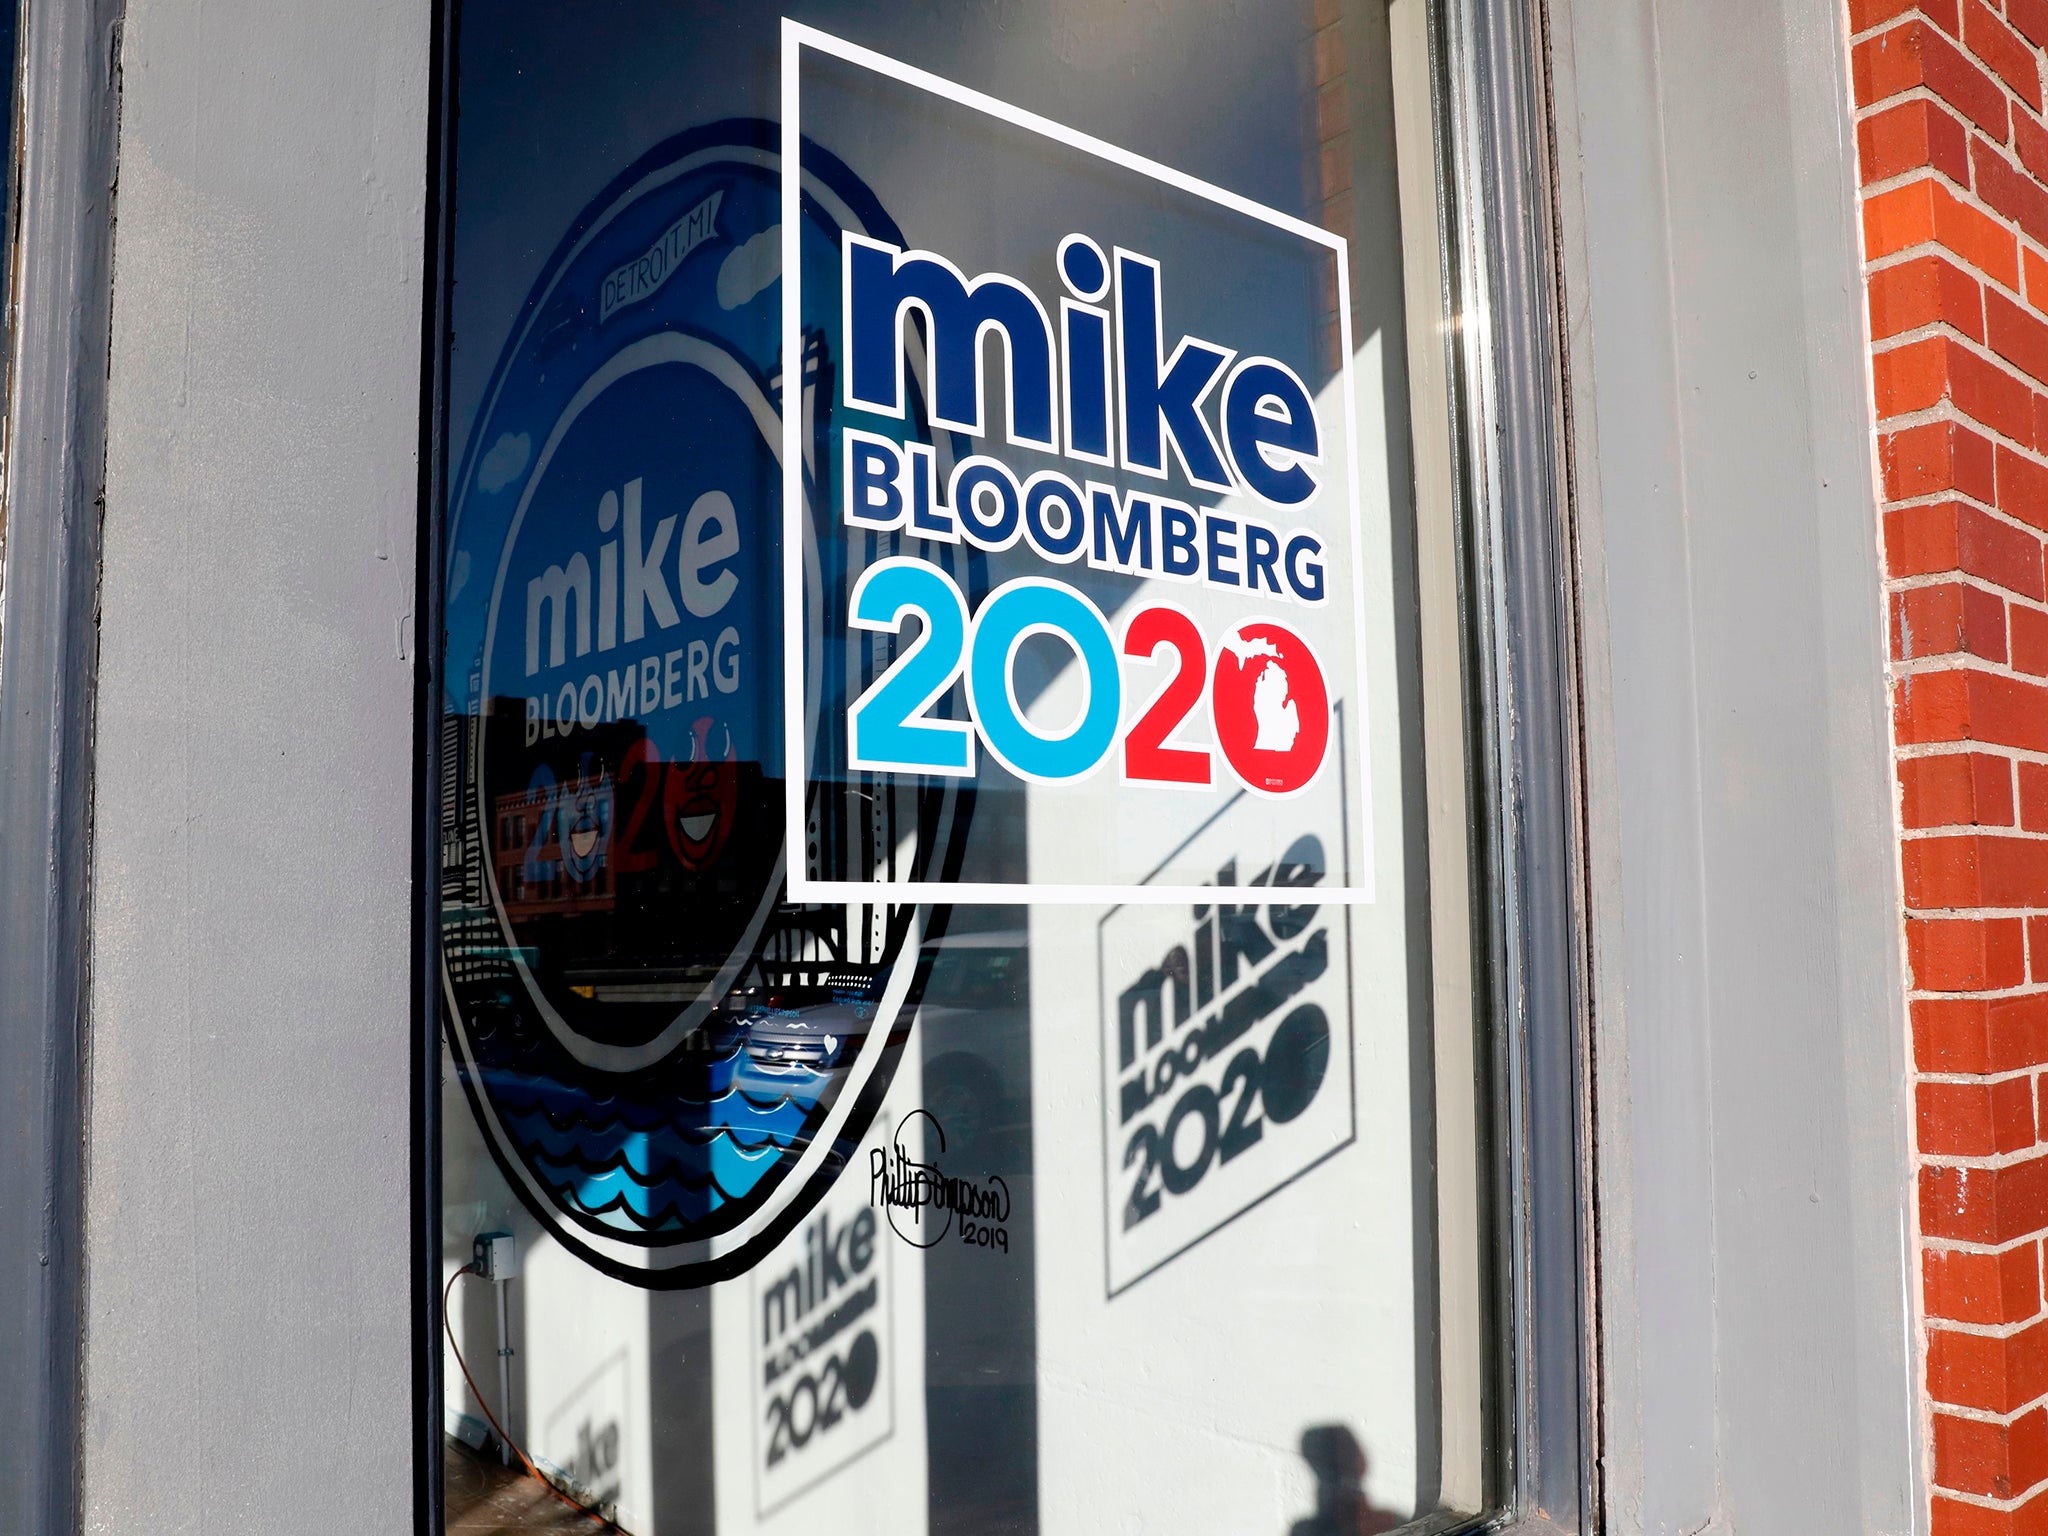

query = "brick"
[1936, 1405, 2048, 1496]
[2035, 915, 2048, 980]
[1926, 1242, 2044, 1324]
[1930, 1315, 2048, 1411]
[1867, 179, 2022, 286]
[1856, 22, 2012, 139]
[1910, 914, 2030, 988]
[2019, 604, 2048, 673]
[1904, 751, 2019, 826]
[2005, 445, 2048, 529]
[1886, 419, 2001, 499]
[1957, 348, 2039, 444]
[1959, 347, 2037, 443]
[1897, 668, 2048, 751]
[1858, 0, 1963, 32]
[1879, 336, 2038, 440]
[2007, 446, 2048, 530]
[2017, 0, 2048, 49]
[1933, 1487, 2048, 1536]
[1313, 25, 1344, 88]
[1991, 292, 2048, 389]
[1872, 254, 1987, 341]
[2025, 114, 2048, 194]
[1915, 994, 2048, 1071]
[1920, 1077, 2039, 1156]
[1887, 502, 2048, 597]
[1979, 138, 2048, 250]
[2023, 762, 2048, 830]
[1894, 581, 2011, 661]
[1863, 97, 1977, 185]
[1966, 0, 2044, 109]
[1903, 833, 2048, 906]
[1924, 1156, 2048, 1245]
[1972, 506, 2048, 596]
[1892, 501, 1967, 576]
[1320, 138, 1350, 199]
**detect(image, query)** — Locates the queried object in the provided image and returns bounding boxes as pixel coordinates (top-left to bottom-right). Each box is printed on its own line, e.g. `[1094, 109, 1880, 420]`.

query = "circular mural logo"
[440, 121, 973, 1287]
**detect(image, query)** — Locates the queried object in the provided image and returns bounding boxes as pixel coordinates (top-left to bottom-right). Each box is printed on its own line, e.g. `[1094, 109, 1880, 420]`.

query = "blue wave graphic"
[470, 1041, 845, 1238]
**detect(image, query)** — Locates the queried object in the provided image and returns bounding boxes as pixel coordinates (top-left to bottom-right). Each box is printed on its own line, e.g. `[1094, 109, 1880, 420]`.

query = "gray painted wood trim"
[0, 0, 122, 1531]
[1548, 0, 1923, 1530]
[78, 0, 428, 1526]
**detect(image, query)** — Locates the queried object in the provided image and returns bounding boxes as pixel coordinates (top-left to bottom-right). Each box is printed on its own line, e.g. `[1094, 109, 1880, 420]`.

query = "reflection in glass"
[433, 4, 1491, 1533]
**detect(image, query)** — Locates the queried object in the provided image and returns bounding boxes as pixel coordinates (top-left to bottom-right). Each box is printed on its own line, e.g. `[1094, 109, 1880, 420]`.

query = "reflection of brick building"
[493, 780, 617, 921]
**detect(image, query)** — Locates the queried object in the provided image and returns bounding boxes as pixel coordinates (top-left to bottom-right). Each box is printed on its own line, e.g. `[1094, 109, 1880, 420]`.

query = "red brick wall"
[1854, 1, 2048, 1528]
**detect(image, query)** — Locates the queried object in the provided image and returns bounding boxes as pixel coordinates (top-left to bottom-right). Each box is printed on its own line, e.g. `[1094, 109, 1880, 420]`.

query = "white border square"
[780, 18, 1374, 905]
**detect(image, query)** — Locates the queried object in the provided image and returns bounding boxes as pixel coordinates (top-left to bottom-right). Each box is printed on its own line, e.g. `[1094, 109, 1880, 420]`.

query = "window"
[422, 2, 1587, 1532]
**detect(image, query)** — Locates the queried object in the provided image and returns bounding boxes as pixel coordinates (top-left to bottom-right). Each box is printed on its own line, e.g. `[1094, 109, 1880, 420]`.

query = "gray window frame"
[1426, 0, 1599, 1527]
[0, 1, 123, 1534]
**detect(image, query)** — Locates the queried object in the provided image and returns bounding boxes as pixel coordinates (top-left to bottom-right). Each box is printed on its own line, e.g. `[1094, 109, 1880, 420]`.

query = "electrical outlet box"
[473, 1230, 519, 1281]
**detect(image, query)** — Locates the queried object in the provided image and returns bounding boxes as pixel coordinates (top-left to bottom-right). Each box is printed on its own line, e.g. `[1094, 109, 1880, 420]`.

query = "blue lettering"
[1160, 502, 1201, 579]
[1024, 472, 1088, 562]
[845, 430, 906, 530]
[1089, 484, 1155, 574]
[1115, 249, 1234, 490]
[845, 235, 1057, 450]
[1284, 532, 1327, 604]
[951, 458, 1023, 550]
[1244, 521, 1283, 595]
[909, 443, 956, 542]
[1223, 359, 1321, 507]
[1204, 515, 1242, 588]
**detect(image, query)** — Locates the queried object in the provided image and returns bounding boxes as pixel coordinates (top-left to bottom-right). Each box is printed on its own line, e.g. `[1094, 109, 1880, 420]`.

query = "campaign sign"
[781, 23, 1376, 905]
[439, 122, 973, 1288]
[751, 1119, 896, 1516]
[1096, 760, 1357, 1294]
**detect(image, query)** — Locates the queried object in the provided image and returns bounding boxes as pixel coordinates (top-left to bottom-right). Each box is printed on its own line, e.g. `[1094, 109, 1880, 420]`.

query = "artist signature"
[869, 1110, 1011, 1254]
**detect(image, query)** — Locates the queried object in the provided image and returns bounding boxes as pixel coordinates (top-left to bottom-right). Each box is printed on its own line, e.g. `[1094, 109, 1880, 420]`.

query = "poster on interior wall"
[780, 22, 1377, 907]
[1096, 761, 1357, 1296]
[708, 1100, 932, 1536]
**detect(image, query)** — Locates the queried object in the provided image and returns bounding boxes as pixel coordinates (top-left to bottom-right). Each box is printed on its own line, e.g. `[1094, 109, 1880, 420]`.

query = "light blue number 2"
[847, 557, 975, 776]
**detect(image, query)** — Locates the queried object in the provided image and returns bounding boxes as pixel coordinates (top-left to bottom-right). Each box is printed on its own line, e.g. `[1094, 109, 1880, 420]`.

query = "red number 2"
[612, 739, 663, 874]
[1121, 606, 1212, 785]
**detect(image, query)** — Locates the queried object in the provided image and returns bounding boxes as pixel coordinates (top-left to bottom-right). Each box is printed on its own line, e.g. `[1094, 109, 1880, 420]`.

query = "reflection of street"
[493, 780, 616, 920]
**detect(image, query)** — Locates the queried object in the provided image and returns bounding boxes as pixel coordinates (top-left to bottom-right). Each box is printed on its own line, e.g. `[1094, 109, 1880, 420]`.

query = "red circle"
[1210, 621, 1329, 795]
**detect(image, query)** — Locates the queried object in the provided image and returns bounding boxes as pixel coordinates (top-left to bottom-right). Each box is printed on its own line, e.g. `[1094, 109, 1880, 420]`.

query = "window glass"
[0, 0, 22, 580]
[434, 4, 1491, 1531]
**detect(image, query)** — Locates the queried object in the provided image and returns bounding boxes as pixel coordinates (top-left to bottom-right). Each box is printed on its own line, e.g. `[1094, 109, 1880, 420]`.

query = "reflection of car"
[740, 1000, 874, 1071]
[726, 980, 899, 1101]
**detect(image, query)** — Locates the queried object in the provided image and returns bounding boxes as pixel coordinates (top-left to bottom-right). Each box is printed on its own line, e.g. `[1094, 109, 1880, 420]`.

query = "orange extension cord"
[442, 1264, 642, 1535]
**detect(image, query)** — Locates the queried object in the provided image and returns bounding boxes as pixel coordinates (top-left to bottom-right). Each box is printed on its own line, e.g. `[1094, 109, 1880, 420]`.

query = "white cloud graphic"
[477, 431, 531, 494]
[717, 227, 781, 311]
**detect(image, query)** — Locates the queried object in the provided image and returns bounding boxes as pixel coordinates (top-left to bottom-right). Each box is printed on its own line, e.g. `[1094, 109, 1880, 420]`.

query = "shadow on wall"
[1290, 1425, 1403, 1536]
